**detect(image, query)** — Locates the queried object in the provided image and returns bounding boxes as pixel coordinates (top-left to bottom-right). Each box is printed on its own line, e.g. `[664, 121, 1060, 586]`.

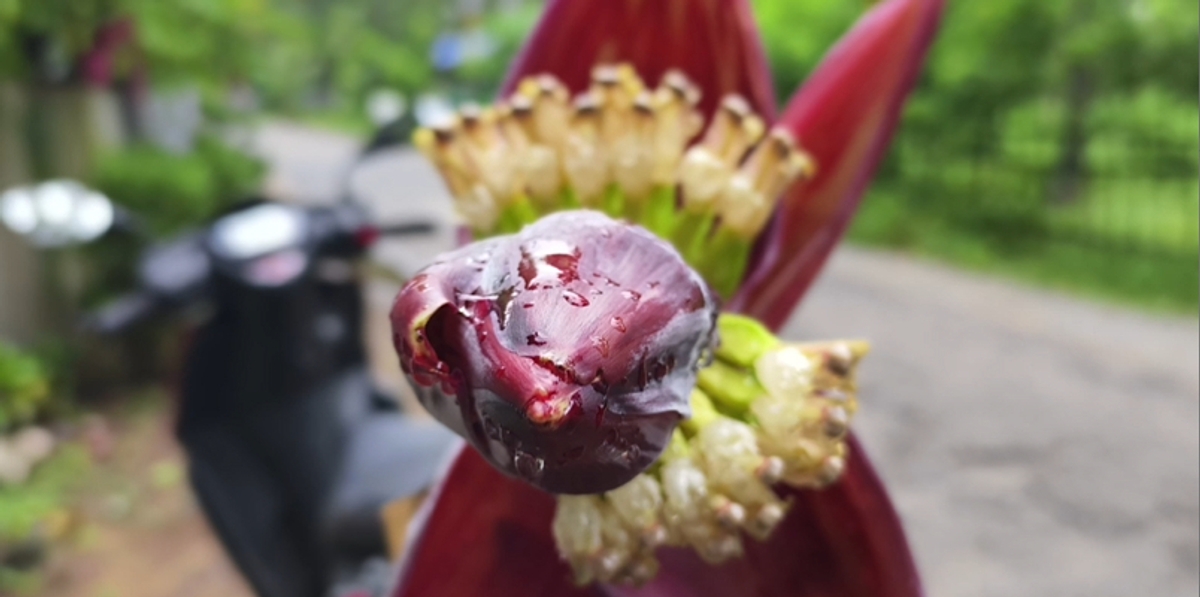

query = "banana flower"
[389, 0, 943, 595]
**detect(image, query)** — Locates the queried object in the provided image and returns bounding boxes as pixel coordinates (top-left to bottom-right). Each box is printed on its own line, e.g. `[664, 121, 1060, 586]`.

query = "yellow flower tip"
[710, 495, 747, 529]
[659, 69, 702, 107]
[459, 103, 503, 150]
[692, 94, 765, 171]
[712, 127, 818, 239]
[746, 501, 788, 540]
[822, 404, 850, 439]
[546, 320, 866, 587]
[507, 93, 534, 118]
[410, 63, 812, 240]
[411, 127, 436, 155]
[756, 455, 786, 485]
[536, 74, 569, 98]
[429, 120, 460, 144]
[719, 94, 753, 120]
[591, 63, 621, 88]
[817, 454, 846, 485]
[573, 91, 601, 116]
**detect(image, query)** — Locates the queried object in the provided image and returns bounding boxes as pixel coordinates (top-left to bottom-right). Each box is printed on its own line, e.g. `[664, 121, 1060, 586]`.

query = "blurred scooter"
[0, 124, 458, 597]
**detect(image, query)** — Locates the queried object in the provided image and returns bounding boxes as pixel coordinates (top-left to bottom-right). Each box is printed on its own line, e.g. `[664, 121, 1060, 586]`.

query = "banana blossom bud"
[391, 211, 718, 494]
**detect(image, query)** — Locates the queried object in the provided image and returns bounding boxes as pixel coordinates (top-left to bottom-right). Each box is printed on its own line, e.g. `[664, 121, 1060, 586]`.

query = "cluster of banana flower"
[388, 0, 944, 596]
[413, 66, 814, 298]
[554, 314, 867, 585]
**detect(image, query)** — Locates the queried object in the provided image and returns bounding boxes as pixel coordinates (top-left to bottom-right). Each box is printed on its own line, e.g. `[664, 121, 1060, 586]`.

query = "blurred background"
[0, 0, 1195, 596]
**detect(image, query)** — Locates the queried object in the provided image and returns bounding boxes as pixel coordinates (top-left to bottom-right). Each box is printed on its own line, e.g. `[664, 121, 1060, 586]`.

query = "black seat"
[321, 408, 459, 560]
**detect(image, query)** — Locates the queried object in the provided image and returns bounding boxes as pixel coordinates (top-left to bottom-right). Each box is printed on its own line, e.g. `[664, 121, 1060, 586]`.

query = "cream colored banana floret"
[413, 63, 813, 239]
[552, 336, 868, 586]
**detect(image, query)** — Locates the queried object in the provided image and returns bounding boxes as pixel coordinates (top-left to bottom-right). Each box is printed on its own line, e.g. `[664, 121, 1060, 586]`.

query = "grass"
[0, 445, 91, 595]
[849, 185, 1199, 314]
[292, 110, 374, 138]
[1047, 179, 1200, 253]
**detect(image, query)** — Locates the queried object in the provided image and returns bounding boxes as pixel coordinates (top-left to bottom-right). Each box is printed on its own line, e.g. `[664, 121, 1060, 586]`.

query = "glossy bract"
[391, 0, 946, 594]
[391, 211, 717, 494]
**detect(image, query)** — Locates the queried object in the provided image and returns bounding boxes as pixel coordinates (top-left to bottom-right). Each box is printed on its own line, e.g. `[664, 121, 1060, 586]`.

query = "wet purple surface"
[391, 211, 718, 493]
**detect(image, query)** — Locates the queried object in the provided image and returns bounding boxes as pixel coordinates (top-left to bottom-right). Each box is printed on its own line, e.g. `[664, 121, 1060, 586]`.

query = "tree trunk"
[1053, 65, 1093, 204]
[0, 83, 45, 345]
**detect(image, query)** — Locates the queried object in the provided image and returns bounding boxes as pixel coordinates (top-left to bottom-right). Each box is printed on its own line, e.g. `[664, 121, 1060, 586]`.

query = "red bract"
[392, 0, 943, 595]
[501, 0, 777, 119]
[392, 212, 717, 494]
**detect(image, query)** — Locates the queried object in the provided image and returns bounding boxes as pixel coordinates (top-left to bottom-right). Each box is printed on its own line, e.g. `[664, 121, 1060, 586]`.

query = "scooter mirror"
[365, 89, 407, 128]
[1, 180, 116, 247]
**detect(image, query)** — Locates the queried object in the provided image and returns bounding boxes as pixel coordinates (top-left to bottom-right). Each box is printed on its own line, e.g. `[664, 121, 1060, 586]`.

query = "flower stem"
[560, 187, 583, 210]
[493, 197, 542, 234]
[699, 227, 752, 299]
[641, 186, 678, 239]
[601, 184, 625, 218]
[714, 315, 779, 368]
[681, 388, 720, 436]
[696, 359, 763, 417]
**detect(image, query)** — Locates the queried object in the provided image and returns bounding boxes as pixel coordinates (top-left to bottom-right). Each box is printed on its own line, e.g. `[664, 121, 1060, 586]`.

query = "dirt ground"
[36, 403, 252, 597]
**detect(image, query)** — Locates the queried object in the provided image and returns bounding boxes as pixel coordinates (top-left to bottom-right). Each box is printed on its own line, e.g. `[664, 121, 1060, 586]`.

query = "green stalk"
[714, 314, 780, 369]
[559, 186, 582, 210]
[669, 211, 711, 269]
[601, 184, 625, 218]
[510, 196, 541, 229]
[701, 227, 752, 300]
[641, 186, 678, 239]
[684, 214, 717, 269]
[696, 359, 764, 417]
[681, 388, 721, 437]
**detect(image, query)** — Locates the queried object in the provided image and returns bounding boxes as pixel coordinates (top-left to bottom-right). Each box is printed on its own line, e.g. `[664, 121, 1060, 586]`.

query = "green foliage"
[127, 0, 303, 90]
[1085, 88, 1200, 178]
[0, 344, 50, 433]
[753, 0, 863, 100]
[0, 446, 88, 542]
[751, 0, 1200, 311]
[0, 0, 118, 78]
[91, 135, 264, 234]
[0, 444, 89, 597]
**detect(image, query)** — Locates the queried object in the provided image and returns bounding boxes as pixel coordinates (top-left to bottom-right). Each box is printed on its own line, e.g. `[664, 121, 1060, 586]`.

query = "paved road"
[253, 122, 1200, 597]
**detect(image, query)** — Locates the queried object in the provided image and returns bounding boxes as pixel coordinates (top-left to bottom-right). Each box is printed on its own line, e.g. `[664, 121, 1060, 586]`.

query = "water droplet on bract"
[484, 418, 501, 440]
[621, 289, 641, 301]
[609, 316, 627, 332]
[527, 332, 548, 346]
[544, 252, 581, 283]
[562, 289, 590, 307]
[591, 335, 610, 357]
[624, 444, 642, 464]
[496, 287, 517, 330]
[513, 450, 545, 481]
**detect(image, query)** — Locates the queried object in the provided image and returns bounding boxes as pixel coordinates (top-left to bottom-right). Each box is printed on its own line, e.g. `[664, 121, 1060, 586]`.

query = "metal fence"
[885, 138, 1199, 262]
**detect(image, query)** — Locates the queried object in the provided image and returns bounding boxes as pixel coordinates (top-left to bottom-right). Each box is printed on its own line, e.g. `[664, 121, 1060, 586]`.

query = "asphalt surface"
[253, 121, 1200, 597]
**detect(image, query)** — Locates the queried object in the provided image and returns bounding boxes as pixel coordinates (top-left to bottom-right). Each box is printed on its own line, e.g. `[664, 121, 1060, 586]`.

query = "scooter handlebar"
[377, 220, 435, 237]
[80, 292, 158, 336]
